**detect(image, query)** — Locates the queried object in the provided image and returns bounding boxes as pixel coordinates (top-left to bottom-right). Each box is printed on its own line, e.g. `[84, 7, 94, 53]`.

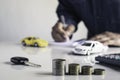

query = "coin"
[68, 63, 80, 75]
[81, 65, 93, 75]
[93, 68, 105, 75]
[52, 59, 66, 76]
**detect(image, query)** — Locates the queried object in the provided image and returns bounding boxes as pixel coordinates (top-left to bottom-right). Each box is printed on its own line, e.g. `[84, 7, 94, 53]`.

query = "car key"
[10, 57, 41, 67]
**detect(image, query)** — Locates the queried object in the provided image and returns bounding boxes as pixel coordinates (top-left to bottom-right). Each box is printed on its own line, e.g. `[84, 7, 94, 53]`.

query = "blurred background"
[0, 0, 87, 42]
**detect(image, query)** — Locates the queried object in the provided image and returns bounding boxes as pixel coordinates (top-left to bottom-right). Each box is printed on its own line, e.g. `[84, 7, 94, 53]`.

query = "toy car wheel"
[86, 53, 90, 56]
[34, 43, 39, 47]
[22, 41, 26, 46]
[86, 51, 90, 56]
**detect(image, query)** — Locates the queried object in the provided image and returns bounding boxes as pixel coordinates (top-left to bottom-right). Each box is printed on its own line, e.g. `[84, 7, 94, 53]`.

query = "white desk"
[0, 42, 120, 80]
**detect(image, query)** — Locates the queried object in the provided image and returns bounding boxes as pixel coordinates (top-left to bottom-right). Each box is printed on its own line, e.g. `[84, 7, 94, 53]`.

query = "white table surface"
[0, 42, 120, 80]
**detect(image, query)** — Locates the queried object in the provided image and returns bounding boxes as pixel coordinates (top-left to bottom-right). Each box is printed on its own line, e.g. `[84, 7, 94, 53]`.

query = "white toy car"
[72, 41, 108, 55]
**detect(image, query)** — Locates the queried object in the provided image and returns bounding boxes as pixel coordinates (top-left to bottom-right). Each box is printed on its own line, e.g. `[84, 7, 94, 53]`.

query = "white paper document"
[49, 39, 86, 47]
[49, 41, 73, 47]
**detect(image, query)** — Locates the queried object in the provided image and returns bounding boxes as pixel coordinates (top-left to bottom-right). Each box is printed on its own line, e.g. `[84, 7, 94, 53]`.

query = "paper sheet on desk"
[49, 39, 86, 47]
[49, 41, 73, 47]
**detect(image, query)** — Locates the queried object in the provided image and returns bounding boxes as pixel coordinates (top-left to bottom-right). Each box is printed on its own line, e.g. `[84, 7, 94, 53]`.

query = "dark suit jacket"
[57, 0, 120, 38]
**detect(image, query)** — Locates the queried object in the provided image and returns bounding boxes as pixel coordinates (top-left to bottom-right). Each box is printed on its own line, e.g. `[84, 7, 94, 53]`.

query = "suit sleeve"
[56, 0, 81, 32]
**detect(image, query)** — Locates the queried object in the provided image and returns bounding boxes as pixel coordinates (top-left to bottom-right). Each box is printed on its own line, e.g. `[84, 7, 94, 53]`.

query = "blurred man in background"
[52, 0, 120, 46]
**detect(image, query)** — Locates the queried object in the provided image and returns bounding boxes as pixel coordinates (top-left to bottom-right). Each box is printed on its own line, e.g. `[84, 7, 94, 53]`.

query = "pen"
[61, 15, 67, 27]
[60, 15, 70, 41]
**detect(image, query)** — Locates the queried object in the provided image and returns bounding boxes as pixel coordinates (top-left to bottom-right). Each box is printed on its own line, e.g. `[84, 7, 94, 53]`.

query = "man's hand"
[51, 22, 75, 42]
[90, 31, 120, 46]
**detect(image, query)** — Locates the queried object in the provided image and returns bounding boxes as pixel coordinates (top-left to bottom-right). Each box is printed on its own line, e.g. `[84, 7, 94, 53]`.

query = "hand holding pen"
[51, 15, 75, 42]
[61, 15, 70, 41]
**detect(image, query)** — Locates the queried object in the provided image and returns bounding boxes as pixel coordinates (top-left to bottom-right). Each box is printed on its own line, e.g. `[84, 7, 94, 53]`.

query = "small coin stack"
[93, 68, 105, 75]
[68, 63, 80, 75]
[52, 59, 66, 76]
[81, 65, 93, 75]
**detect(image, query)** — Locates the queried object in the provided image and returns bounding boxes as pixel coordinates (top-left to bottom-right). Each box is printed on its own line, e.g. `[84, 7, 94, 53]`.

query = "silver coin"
[68, 63, 80, 75]
[52, 59, 66, 76]
[81, 65, 93, 75]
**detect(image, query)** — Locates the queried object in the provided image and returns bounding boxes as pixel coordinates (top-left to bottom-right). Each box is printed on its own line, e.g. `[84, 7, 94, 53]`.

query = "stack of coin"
[52, 59, 66, 76]
[93, 68, 105, 75]
[81, 65, 93, 75]
[68, 63, 80, 75]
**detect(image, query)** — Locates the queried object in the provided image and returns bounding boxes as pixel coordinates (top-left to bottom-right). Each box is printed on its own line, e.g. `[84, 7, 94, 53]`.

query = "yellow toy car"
[21, 37, 48, 47]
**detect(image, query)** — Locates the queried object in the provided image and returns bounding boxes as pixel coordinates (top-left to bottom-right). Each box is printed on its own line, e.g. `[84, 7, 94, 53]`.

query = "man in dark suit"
[52, 0, 120, 46]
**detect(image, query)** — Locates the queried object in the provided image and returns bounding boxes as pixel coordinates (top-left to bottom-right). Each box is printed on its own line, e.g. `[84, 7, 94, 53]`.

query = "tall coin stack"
[52, 59, 66, 76]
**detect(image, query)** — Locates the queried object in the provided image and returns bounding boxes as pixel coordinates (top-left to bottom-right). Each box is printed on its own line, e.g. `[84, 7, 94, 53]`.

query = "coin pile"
[68, 63, 80, 75]
[93, 68, 105, 75]
[52, 59, 105, 76]
[81, 65, 93, 75]
[52, 59, 66, 76]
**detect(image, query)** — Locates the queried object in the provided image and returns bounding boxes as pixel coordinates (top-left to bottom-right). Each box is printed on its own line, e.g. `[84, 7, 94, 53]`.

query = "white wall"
[0, 0, 87, 42]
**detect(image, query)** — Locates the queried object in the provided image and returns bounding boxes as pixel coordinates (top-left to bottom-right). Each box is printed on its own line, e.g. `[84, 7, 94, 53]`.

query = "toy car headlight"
[75, 48, 81, 52]
[83, 49, 86, 51]
[75, 48, 79, 50]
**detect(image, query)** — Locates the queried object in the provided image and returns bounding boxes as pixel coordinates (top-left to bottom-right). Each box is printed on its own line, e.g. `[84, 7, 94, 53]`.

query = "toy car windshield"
[33, 37, 39, 39]
[82, 43, 91, 46]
